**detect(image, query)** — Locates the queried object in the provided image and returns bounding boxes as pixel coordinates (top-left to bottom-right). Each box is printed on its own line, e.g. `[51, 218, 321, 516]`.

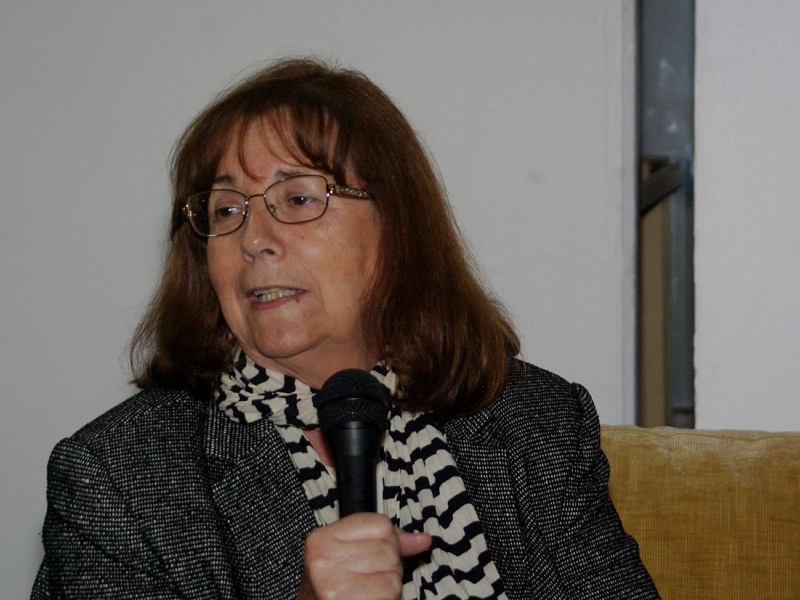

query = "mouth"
[252, 288, 303, 303]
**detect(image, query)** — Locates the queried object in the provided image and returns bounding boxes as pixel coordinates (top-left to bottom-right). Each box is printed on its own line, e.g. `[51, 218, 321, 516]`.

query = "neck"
[247, 351, 380, 390]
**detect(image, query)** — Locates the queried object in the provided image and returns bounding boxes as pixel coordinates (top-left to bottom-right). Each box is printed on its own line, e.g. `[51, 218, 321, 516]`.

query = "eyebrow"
[213, 174, 236, 186]
[212, 168, 313, 188]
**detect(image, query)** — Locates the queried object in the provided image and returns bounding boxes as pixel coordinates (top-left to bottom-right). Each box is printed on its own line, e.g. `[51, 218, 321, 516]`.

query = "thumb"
[398, 530, 432, 557]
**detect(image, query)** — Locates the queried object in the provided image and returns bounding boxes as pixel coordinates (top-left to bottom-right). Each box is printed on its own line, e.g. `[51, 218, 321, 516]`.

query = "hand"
[298, 513, 432, 600]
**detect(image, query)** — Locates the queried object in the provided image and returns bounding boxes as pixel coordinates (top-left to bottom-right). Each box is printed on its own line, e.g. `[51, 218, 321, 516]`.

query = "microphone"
[317, 369, 390, 517]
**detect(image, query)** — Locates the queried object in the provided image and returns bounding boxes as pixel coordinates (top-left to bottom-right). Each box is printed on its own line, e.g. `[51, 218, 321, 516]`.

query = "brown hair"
[131, 57, 519, 421]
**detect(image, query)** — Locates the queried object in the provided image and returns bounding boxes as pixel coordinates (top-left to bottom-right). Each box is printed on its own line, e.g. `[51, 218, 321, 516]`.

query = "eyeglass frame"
[182, 173, 373, 238]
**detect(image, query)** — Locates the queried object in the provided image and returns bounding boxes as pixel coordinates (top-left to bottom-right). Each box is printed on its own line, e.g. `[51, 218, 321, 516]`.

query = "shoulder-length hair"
[131, 57, 519, 421]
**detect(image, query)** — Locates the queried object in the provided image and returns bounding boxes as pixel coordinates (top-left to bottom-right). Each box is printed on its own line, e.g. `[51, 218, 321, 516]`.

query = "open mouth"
[253, 288, 303, 303]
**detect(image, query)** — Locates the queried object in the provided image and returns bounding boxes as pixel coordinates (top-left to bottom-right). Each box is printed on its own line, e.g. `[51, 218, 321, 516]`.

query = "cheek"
[361, 229, 381, 289]
[206, 244, 235, 300]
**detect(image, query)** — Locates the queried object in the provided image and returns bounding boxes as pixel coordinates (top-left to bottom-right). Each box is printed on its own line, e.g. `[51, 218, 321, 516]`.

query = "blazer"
[32, 360, 658, 599]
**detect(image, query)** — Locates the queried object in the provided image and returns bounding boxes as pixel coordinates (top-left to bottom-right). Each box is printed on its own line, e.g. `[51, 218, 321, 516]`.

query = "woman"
[32, 58, 658, 599]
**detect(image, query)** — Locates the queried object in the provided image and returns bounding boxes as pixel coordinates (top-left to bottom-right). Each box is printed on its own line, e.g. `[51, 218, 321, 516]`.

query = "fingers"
[328, 512, 397, 543]
[398, 530, 432, 557]
[301, 514, 431, 600]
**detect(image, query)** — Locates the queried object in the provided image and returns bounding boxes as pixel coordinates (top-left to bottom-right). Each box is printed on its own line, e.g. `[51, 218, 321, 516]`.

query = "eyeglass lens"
[187, 175, 330, 235]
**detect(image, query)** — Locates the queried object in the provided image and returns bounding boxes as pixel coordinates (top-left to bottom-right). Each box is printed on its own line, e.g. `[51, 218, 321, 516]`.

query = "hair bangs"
[225, 101, 352, 191]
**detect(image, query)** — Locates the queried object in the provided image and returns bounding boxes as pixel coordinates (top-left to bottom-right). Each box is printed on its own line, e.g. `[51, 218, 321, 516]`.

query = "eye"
[275, 178, 326, 214]
[208, 190, 246, 222]
[286, 194, 320, 208]
[214, 205, 244, 218]
[265, 175, 329, 223]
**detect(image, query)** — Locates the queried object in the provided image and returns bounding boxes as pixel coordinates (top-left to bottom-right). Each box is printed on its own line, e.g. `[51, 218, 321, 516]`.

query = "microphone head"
[317, 369, 390, 433]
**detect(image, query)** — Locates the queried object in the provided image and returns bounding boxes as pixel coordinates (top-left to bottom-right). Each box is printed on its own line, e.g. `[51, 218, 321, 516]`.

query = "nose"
[239, 197, 283, 258]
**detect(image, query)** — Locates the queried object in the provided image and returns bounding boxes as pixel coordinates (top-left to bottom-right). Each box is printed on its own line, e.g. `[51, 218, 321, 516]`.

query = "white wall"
[0, 2, 636, 596]
[694, 1, 800, 430]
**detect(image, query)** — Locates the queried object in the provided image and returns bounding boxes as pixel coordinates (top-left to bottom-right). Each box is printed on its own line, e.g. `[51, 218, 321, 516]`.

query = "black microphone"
[317, 369, 390, 517]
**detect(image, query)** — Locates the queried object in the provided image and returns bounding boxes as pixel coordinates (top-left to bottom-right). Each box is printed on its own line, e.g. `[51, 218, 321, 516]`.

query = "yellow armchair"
[601, 426, 800, 599]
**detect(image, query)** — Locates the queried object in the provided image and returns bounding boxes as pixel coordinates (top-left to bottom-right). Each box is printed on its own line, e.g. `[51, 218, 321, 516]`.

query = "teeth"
[254, 288, 300, 303]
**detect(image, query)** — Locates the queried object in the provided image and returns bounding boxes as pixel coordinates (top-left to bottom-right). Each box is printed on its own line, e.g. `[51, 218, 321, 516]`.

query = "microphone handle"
[324, 422, 384, 516]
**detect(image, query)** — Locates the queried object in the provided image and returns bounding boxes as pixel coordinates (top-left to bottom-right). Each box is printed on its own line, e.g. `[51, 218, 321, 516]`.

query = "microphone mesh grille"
[317, 369, 390, 431]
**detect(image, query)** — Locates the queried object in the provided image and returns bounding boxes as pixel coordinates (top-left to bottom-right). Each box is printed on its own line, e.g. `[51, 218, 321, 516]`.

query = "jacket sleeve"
[535, 382, 659, 598]
[32, 437, 183, 599]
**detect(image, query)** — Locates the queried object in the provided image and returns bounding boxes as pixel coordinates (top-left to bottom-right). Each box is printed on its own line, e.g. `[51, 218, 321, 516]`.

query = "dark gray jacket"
[32, 361, 658, 598]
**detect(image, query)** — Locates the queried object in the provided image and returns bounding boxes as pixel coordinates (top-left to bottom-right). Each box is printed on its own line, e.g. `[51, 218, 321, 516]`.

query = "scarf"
[217, 350, 506, 599]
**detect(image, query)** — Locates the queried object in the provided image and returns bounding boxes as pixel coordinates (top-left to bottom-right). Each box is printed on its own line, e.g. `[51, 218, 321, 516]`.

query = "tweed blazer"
[32, 360, 658, 599]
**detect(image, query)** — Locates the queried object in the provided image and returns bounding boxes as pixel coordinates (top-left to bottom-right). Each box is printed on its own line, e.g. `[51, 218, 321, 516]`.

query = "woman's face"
[206, 120, 381, 388]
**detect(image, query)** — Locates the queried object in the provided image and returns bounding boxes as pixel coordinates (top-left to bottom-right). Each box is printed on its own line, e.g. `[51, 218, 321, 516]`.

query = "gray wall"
[694, 1, 800, 429]
[0, 2, 637, 595]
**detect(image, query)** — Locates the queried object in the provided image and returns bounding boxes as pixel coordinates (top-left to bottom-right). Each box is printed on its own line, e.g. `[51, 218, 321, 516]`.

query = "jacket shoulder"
[445, 359, 593, 446]
[48, 386, 211, 518]
[500, 359, 581, 408]
[41, 387, 234, 598]
[65, 386, 206, 450]
[494, 359, 596, 436]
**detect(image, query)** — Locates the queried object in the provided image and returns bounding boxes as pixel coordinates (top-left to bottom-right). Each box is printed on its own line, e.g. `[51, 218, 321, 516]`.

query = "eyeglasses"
[183, 174, 372, 237]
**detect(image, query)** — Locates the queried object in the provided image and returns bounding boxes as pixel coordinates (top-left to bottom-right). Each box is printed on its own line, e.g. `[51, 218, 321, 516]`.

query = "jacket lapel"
[445, 405, 532, 599]
[205, 408, 317, 599]
[445, 393, 564, 599]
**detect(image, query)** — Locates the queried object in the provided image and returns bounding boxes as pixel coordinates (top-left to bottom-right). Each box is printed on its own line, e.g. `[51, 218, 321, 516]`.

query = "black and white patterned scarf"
[217, 350, 506, 599]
